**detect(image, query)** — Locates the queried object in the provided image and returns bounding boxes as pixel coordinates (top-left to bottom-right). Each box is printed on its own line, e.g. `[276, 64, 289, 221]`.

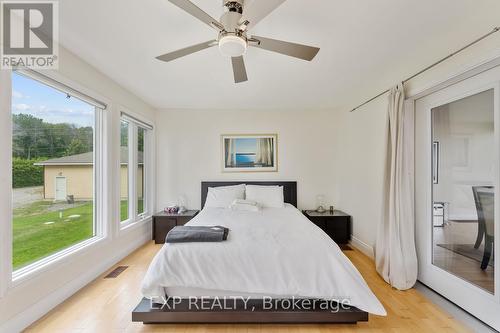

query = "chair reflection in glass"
[472, 186, 494, 270]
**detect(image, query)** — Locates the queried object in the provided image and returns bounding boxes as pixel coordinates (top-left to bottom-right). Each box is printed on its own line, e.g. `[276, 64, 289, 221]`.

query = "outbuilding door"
[55, 176, 67, 201]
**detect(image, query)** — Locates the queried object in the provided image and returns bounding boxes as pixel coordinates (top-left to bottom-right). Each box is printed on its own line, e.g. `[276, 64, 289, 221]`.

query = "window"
[120, 121, 129, 222]
[137, 127, 145, 215]
[120, 113, 152, 225]
[11, 70, 105, 273]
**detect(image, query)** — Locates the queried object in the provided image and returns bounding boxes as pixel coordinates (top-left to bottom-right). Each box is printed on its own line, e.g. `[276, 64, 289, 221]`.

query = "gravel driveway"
[13, 186, 44, 209]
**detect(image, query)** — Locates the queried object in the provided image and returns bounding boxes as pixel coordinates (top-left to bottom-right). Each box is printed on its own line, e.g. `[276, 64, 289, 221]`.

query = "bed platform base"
[132, 297, 368, 324]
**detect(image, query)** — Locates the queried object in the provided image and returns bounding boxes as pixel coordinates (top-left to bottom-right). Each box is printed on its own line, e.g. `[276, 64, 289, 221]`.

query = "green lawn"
[13, 201, 94, 270]
[120, 200, 128, 222]
[120, 199, 144, 222]
[13, 199, 143, 270]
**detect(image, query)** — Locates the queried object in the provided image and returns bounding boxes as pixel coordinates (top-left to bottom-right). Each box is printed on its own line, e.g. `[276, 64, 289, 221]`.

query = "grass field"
[120, 200, 144, 221]
[13, 199, 144, 270]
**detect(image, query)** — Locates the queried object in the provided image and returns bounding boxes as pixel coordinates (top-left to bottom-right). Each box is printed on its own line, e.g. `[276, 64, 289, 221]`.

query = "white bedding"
[141, 204, 386, 315]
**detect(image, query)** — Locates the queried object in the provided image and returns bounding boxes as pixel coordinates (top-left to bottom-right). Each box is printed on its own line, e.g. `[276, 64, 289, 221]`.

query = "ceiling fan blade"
[168, 0, 224, 30]
[231, 56, 248, 83]
[251, 35, 320, 61]
[240, 0, 287, 30]
[156, 40, 217, 62]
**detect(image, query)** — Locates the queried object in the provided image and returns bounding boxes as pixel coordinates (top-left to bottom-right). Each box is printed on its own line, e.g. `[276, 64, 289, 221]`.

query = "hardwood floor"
[433, 221, 494, 293]
[25, 242, 472, 333]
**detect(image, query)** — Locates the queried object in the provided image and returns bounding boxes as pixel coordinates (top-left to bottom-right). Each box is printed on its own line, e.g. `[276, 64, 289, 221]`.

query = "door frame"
[415, 68, 500, 329]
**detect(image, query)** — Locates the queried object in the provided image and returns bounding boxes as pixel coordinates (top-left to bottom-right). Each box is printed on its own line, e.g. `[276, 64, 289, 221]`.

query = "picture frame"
[221, 134, 278, 173]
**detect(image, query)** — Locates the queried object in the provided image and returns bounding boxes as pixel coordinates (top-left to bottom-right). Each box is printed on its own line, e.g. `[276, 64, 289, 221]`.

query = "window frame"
[119, 111, 153, 229]
[0, 69, 12, 297]
[137, 126, 147, 218]
[8, 69, 109, 284]
[119, 119, 131, 224]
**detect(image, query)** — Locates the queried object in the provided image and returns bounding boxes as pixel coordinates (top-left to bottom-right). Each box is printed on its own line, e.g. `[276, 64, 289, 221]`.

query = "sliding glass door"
[415, 66, 500, 329]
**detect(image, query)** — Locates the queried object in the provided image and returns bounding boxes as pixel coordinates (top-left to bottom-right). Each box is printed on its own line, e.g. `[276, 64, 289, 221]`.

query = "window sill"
[119, 215, 152, 233]
[11, 236, 106, 287]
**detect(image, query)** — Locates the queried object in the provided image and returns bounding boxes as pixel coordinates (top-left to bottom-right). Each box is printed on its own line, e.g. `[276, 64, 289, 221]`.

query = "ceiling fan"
[156, 0, 320, 83]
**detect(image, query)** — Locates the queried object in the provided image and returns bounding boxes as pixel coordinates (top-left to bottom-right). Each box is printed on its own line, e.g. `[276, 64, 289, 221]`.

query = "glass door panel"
[431, 89, 495, 294]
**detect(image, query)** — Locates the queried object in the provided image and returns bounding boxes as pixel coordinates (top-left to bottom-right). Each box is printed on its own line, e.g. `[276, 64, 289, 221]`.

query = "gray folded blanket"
[166, 225, 229, 243]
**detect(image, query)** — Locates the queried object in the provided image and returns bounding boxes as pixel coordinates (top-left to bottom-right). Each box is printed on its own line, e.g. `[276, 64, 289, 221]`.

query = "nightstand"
[303, 210, 351, 244]
[152, 210, 199, 244]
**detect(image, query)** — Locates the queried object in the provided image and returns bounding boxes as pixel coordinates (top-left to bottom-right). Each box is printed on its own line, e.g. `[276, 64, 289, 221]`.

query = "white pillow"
[204, 184, 245, 208]
[245, 185, 284, 208]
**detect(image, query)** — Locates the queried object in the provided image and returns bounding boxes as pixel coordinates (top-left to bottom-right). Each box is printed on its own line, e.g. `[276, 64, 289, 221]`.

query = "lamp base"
[316, 206, 326, 213]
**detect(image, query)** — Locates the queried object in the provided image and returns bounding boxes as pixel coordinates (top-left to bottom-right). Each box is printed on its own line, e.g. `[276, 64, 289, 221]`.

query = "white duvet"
[141, 204, 386, 315]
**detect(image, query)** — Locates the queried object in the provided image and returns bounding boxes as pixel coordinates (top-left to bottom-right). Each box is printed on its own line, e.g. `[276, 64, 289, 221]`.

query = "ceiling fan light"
[218, 35, 247, 57]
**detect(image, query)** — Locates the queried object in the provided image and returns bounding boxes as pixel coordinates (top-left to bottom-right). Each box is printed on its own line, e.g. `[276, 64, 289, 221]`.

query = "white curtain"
[225, 139, 235, 167]
[375, 83, 418, 290]
[256, 138, 272, 166]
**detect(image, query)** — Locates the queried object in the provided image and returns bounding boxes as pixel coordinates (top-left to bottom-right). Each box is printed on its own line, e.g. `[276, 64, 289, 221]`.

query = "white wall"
[156, 109, 339, 210]
[0, 46, 156, 332]
[336, 33, 500, 257]
[335, 97, 388, 257]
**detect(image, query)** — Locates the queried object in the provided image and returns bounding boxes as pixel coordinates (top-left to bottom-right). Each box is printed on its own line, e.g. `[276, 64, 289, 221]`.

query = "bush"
[13, 157, 44, 188]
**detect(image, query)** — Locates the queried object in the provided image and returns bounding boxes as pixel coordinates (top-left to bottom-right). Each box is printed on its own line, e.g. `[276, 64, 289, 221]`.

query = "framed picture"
[221, 134, 278, 172]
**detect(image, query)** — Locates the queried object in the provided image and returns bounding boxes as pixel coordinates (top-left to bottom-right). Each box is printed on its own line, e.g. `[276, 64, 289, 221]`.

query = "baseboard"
[349, 235, 374, 259]
[0, 234, 150, 333]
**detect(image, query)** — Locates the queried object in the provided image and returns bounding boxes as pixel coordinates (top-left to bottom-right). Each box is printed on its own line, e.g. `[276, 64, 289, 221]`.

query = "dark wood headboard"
[201, 181, 297, 208]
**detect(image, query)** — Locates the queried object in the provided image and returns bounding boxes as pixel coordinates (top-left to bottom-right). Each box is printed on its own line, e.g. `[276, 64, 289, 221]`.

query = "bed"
[133, 181, 385, 324]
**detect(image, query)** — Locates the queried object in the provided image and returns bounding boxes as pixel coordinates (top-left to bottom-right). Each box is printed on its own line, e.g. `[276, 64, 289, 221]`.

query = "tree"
[120, 122, 144, 151]
[138, 128, 144, 152]
[65, 138, 87, 156]
[12, 114, 44, 159]
[120, 121, 128, 147]
[12, 157, 44, 188]
[12, 114, 94, 159]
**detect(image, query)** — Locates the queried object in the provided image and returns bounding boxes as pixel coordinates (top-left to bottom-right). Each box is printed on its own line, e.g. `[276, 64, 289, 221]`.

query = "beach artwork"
[221, 134, 277, 172]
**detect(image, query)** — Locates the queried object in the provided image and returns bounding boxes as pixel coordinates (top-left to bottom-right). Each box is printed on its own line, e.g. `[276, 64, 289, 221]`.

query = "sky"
[233, 138, 257, 153]
[11, 72, 95, 128]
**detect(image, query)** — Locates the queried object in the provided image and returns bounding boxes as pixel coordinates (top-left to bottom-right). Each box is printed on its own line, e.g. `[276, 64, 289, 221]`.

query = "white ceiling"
[59, 0, 500, 110]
